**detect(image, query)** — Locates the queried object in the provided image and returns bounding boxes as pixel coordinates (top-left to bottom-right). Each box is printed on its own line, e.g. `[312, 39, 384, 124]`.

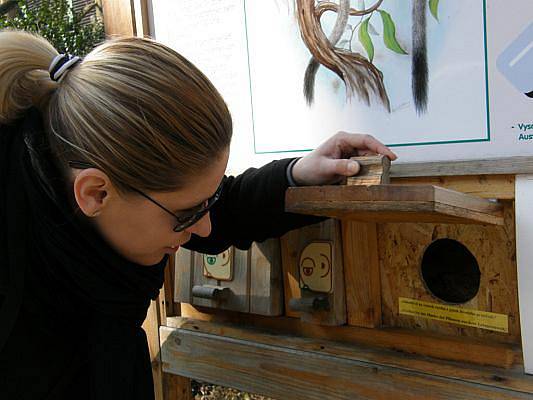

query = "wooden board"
[249, 239, 283, 316]
[174, 248, 193, 305]
[281, 219, 346, 326]
[161, 321, 533, 399]
[178, 305, 521, 369]
[286, 185, 504, 225]
[391, 175, 515, 200]
[342, 221, 382, 328]
[223, 248, 250, 312]
[379, 201, 520, 345]
[345, 155, 390, 185]
[163, 373, 192, 400]
[174, 241, 283, 316]
[101, 0, 136, 36]
[390, 156, 533, 178]
[191, 252, 220, 309]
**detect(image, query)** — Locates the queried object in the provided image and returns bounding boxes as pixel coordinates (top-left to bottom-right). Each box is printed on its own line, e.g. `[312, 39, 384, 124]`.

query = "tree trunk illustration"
[297, 0, 391, 111]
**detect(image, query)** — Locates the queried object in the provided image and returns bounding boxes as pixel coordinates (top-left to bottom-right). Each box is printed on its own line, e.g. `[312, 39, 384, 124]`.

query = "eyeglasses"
[68, 160, 223, 232]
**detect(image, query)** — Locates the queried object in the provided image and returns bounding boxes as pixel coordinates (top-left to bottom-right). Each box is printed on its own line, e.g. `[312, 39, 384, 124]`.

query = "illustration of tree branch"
[297, 0, 390, 111]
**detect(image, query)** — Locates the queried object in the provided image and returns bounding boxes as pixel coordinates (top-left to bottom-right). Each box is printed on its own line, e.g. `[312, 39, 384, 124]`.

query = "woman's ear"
[72, 168, 113, 217]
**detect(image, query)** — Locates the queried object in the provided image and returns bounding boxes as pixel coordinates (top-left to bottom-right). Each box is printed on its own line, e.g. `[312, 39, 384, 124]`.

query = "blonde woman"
[0, 30, 396, 399]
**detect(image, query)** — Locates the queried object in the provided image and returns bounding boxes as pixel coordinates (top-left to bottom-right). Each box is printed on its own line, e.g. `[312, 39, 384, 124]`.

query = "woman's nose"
[185, 212, 212, 237]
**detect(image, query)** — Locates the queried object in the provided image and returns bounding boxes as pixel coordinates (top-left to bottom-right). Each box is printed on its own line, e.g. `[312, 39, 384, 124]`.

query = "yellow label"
[399, 297, 508, 333]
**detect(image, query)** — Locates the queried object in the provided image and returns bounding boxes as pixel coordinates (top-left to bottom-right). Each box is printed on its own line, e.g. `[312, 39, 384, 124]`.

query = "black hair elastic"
[48, 53, 81, 82]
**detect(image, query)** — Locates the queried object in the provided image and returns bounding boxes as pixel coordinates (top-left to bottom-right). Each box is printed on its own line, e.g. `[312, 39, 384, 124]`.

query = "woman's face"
[72, 149, 230, 266]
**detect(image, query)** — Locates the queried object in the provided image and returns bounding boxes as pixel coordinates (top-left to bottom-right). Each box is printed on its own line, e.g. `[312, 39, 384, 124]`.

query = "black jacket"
[0, 109, 324, 399]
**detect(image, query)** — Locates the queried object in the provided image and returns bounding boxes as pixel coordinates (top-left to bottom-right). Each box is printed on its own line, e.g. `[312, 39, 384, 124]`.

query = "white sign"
[150, 1, 533, 173]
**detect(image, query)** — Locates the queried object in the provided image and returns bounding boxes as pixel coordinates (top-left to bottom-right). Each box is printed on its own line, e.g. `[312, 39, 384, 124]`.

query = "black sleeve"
[183, 158, 325, 254]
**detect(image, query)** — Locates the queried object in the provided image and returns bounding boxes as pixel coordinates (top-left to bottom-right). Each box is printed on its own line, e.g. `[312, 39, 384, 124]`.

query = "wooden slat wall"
[160, 321, 533, 399]
[179, 304, 521, 369]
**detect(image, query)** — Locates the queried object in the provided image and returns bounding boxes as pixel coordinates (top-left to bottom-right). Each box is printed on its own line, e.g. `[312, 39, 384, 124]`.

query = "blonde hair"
[0, 30, 232, 192]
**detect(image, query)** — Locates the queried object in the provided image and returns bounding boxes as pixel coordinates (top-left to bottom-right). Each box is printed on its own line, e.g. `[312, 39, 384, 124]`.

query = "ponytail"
[0, 30, 232, 193]
[0, 29, 59, 124]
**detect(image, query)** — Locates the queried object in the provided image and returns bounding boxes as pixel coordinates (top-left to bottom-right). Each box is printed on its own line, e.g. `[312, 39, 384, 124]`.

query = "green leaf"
[379, 10, 407, 55]
[358, 17, 374, 62]
[429, 0, 440, 21]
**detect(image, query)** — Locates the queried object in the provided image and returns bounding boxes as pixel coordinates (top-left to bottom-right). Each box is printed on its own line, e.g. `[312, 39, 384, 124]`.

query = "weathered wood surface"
[281, 219, 346, 325]
[161, 319, 533, 399]
[174, 241, 283, 316]
[346, 155, 391, 185]
[163, 373, 192, 400]
[379, 201, 520, 346]
[101, 0, 136, 36]
[178, 304, 521, 369]
[174, 248, 193, 305]
[286, 185, 504, 225]
[391, 175, 515, 200]
[142, 298, 164, 400]
[342, 221, 381, 328]
[249, 239, 283, 316]
[390, 156, 533, 178]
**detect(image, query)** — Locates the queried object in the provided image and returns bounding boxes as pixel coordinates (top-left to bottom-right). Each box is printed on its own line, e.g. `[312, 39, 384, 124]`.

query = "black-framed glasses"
[68, 160, 223, 232]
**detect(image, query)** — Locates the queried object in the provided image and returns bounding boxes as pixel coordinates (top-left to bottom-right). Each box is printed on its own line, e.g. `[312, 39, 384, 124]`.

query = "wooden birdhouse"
[284, 156, 523, 371]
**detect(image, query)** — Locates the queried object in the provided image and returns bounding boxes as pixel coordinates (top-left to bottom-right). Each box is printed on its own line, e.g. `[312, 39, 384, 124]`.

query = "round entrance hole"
[420, 239, 480, 304]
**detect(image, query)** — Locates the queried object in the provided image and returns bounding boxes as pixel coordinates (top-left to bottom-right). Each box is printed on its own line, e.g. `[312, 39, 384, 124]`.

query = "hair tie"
[48, 54, 81, 82]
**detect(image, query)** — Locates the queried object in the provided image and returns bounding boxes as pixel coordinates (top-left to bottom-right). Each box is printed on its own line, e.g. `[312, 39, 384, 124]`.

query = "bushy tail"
[412, 0, 428, 115]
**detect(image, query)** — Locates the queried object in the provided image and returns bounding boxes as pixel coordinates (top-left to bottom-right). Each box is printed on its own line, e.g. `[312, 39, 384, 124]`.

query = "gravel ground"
[192, 381, 276, 400]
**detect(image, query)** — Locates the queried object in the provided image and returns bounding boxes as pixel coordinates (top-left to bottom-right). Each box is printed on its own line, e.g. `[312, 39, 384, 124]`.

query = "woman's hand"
[291, 132, 398, 186]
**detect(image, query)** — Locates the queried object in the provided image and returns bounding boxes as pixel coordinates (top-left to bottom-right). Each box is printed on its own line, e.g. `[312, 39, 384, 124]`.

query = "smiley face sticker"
[203, 248, 233, 281]
[298, 242, 333, 293]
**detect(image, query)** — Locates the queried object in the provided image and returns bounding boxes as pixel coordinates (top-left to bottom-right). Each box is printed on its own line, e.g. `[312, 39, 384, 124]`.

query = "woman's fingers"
[334, 132, 398, 160]
[321, 157, 360, 177]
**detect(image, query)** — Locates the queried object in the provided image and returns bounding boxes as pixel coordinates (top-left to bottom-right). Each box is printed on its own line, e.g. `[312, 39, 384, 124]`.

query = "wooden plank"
[142, 299, 164, 400]
[178, 305, 521, 369]
[220, 248, 250, 312]
[167, 318, 529, 392]
[345, 155, 391, 185]
[101, 0, 136, 36]
[390, 156, 533, 178]
[286, 185, 504, 225]
[164, 252, 176, 318]
[191, 252, 220, 308]
[391, 175, 515, 200]
[280, 220, 346, 326]
[379, 201, 520, 346]
[163, 373, 192, 400]
[342, 221, 381, 328]
[174, 248, 193, 304]
[160, 323, 533, 399]
[250, 239, 283, 316]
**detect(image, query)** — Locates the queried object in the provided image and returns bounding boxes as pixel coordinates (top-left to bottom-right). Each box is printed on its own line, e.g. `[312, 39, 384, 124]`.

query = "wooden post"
[101, 0, 136, 36]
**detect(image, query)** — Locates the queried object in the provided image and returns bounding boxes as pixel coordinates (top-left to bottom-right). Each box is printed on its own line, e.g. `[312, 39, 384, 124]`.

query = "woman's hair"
[0, 30, 232, 192]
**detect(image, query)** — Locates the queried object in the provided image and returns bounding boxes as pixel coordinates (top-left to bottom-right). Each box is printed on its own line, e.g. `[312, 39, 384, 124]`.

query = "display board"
[149, 1, 533, 173]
